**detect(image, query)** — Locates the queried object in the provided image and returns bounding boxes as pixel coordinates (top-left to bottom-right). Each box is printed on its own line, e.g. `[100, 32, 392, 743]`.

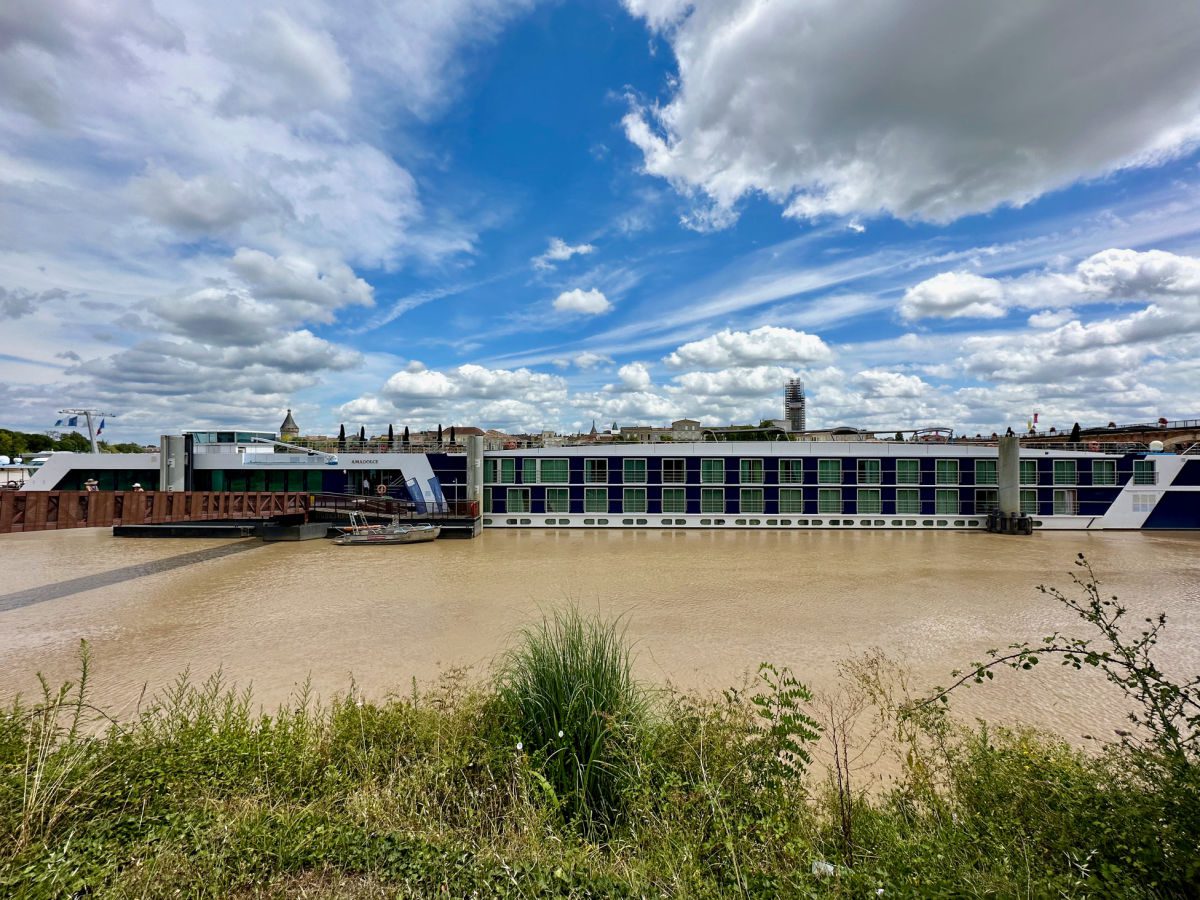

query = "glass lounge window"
[701, 458, 724, 484]
[935, 459, 959, 485]
[1020, 460, 1038, 485]
[740, 488, 764, 513]
[935, 489, 959, 514]
[857, 459, 881, 484]
[895, 459, 920, 484]
[857, 488, 882, 514]
[1133, 459, 1156, 485]
[623, 458, 647, 484]
[1091, 459, 1116, 485]
[896, 489, 920, 514]
[584, 488, 608, 513]
[545, 488, 570, 513]
[739, 459, 764, 484]
[818, 488, 842, 513]
[522, 458, 537, 483]
[485, 458, 516, 483]
[540, 458, 569, 483]
[701, 488, 724, 513]
[623, 488, 647, 513]
[1053, 489, 1078, 515]
[975, 459, 997, 485]
[584, 459, 608, 484]
[779, 488, 804, 513]
[1053, 460, 1077, 485]
[661, 488, 687, 513]
[779, 459, 803, 484]
[662, 458, 686, 483]
[818, 459, 841, 484]
[507, 488, 530, 513]
[1020, 490, 1038, 514]
[975, 489, 999, 512]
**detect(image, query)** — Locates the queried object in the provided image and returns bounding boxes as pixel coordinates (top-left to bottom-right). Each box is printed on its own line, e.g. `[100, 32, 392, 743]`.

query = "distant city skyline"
[2, 1, 1200, 443]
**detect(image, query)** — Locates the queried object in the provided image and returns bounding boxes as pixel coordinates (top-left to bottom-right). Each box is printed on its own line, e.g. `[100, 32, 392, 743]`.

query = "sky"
[2, 0, 1200, 443]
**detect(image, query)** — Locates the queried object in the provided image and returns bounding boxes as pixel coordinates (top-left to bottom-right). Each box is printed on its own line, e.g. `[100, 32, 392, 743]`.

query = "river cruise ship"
[15, 429, 1200, 531]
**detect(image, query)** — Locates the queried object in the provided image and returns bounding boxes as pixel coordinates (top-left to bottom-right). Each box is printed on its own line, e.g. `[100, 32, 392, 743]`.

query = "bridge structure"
[0, 490, 481, 537]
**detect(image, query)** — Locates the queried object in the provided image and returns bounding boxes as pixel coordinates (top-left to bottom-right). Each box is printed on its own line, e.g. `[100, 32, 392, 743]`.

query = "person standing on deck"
[362, 476, 370, 495]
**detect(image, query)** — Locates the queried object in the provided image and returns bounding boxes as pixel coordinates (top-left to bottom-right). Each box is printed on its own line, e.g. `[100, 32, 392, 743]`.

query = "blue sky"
[2, 0, 1200, 441]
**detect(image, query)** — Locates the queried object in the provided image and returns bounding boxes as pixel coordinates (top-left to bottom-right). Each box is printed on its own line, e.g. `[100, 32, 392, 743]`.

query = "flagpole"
[59, 409, 117, 454]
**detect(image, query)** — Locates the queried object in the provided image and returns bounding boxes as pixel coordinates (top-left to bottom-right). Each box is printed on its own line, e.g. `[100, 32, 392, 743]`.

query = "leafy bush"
[495, 607, 645, 830]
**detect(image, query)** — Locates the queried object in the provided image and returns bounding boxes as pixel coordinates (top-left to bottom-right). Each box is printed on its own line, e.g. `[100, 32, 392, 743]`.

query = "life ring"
[1087, 441, 1100, 452]
[375, 483, 387, 496]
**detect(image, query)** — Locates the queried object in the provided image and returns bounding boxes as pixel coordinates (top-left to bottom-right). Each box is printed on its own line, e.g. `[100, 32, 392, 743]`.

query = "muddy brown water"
[0, 528, 1197, 744]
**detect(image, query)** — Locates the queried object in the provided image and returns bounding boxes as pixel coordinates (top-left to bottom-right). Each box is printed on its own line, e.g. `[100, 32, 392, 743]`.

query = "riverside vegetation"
[1, 556, 1198, 897]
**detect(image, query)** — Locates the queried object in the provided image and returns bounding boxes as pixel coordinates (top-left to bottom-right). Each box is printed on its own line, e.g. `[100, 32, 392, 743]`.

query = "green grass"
[1, 605, 1198, 898]
[495, 606, 645, 830]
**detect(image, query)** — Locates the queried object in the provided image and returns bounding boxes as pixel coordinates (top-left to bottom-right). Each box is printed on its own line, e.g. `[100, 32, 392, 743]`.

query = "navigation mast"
[58, 409, 116, 454]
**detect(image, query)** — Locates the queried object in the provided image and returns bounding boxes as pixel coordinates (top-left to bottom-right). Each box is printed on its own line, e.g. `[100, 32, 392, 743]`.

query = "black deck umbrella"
[388, 423, 395, 448]
[337, 424, 346, 451]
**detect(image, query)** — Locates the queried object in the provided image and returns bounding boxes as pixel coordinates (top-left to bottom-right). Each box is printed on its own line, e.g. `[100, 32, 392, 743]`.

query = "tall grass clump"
[496, 607, 645, 830]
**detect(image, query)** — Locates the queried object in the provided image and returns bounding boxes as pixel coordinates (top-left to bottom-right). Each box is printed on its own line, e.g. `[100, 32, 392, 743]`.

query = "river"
[1, 528, 1197, 742]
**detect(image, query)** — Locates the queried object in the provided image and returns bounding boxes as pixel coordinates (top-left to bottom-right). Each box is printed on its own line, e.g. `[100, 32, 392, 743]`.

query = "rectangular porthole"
[766, 519, 778, 526]
[583, 518, 595, 525]
[906, 520, 917, 526]
[661, 518, 673, 525]
[780, 519, 792, 525]
[700, 518, 711, 525]
[736, 518, 747, 525]
[749, 519, 761, 525]
[674, 518, 686, 525]
[506, 518, 518, 524]
[891, 520, 902, 526]
[637, 519, 647, 525]
[483, 518, 493, 525]
[520, 519, 531, 525]
[598, 519, 609, 525]
[623, 518, 634, 525]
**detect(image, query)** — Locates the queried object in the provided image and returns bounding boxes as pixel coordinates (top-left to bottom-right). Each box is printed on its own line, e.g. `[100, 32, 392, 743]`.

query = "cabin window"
[895, 459, 920, 484]
[779, 488, 804, 513]
[584, 488, 608, 513]
[1053, 489, 1078, 515]
[1133, 459, 1156, 485]
[779, 459, 803, 484]
[895, 489, 920, 514]
[701, 458, 724, 484]
[817, 459, 841, 484]
[506, 488, 530, 513]
[584, 459, 608, 484]
[935, 489, 959, 514]
[1020, 460, 1037, 485]
[817, 488, 842, 513]
[662, 488, 687, 513]
[739, 459, 764, 484]
[935, 459, 959, 485]
[975, 460, 997, 485]
[1053, 460, 1077, 485]
[975, 489, 998, 513]
[701, 488, 724, 513]
[545, 488, 570, 513]
[623, 488, 647, 513]
[662, 459, 686, 483]
[1092, 459, 1116, 485]
[857, 489, 882, 514]
[484, 458, 516, 483]
[483, 487, 493, 513]
[857, 459, 881, 485]
[740, 488, 764, 513]
[623, 458, 647, 484]
[1132, 492, 1158, 513]
[540, 458, 569, 483]
[1020, 490, 1038, 514]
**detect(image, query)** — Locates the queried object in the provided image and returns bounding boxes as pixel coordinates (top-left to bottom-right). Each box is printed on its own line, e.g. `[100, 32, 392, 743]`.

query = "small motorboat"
[332, 512, 441, 545]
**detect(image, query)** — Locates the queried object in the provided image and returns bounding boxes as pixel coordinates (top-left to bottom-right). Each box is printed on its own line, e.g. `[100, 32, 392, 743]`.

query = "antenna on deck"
[58, 409, 117, 454]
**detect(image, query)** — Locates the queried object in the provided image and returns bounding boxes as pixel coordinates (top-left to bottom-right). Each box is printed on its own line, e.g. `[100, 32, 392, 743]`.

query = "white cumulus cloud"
[623, 0, 1200, 226]
[663, 326, 832, 369]
[532, 237, 596, 270]
[553, 288, 612, 315]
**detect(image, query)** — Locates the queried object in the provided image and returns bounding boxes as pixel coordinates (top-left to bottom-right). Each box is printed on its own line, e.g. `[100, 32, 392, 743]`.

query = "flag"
[97, 419, 105, 435]
[1033, 412, 1039, 424]
[54, 419, 63, 427]
[68, 416, 79, 427]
